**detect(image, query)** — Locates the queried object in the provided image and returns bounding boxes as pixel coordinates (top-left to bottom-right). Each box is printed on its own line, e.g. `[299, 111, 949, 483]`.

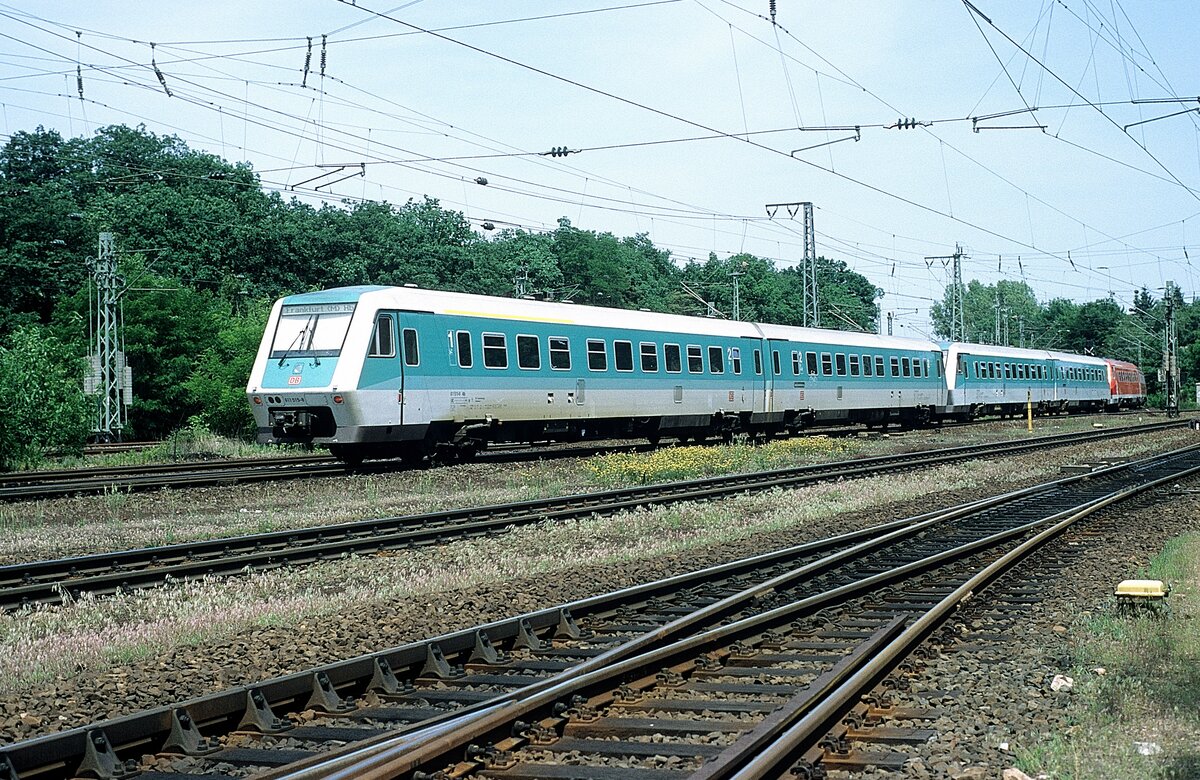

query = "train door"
[744, 338, 768, 414]
[365, 312, 403, 426]
[396, 317, 424, 426]
[766, 339, 789, 414]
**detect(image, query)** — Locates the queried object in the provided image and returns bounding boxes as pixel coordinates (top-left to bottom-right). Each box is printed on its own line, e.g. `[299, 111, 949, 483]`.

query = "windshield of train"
[270, 303, 356, 361]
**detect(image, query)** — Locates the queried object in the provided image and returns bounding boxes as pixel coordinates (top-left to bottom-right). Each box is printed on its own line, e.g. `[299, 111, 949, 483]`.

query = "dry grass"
[0, 416, 1175, 564]
[0, 432, 1178, 696]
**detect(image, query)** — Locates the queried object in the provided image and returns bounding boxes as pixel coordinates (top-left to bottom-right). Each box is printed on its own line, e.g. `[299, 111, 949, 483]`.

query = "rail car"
[1105, 358, 1147, 409]
[246, 286, 1146, 462]
[943, 343, 1115, 419]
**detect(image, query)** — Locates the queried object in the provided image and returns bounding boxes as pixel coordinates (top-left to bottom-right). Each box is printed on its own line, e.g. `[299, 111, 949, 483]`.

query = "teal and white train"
[246, 286, 1137, 462]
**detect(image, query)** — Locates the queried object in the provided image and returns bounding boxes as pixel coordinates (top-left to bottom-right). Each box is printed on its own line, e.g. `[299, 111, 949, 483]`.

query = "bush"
[0, 326, 91, 470]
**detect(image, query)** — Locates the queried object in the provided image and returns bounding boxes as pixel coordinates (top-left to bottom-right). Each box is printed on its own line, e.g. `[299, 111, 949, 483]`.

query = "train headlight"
[333, 395, 344, 404]
[252, 396, 262, 405]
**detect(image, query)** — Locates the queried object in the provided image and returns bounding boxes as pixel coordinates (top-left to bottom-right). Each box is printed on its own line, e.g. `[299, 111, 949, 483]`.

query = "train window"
[665, 343, 682, 373]
[687, 345, 703, 373]
[835, 354, 847, 376]
[730, 347, 742, 374]
[791, 351, 801, 375]
[901, 357, 911, 377]
[403, 328, 419, 366]
[956, 355, 966, 376]
[709, 346, 724, 374]
[772, 350, 782, 375]
[924, 358, 931, 378]
[753, 349, 762, 375]
[587, 339, 607, 371]
[369, 314, 395, 358]
[483, 333, 508, 369]
[875, 356, 885, 376]
[456, 330, 473, 368]
[806, 352, 818, 375]
[993, 362, 1000, 377]
[549, 337, 571, 370]
[517, 335, 541, 370]
[889, 356, 900, 377]
[913, 359, 922, 378]
[849, 354, 860, 376]
[640, 342, 659, 372]
[936, 357, 944, 378]
[863, 354, 874, 377]
[614, 341, 634, 372]
[1004, 364, 1012, 380]
[820, 353, 833, 376]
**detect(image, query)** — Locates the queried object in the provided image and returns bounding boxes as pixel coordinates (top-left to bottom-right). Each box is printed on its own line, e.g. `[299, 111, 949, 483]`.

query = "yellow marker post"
[1027, 389, 1033, 431]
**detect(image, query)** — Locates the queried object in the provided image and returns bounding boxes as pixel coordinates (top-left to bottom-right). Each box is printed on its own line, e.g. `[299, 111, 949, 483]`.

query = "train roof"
[277, 285, 945, 350]
[948, 341, 1108, 366]
[284, 285, 762, 338]
[755, 323, 939, 351]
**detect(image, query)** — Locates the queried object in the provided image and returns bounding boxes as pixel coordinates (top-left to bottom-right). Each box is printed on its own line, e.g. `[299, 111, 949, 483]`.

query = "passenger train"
[246, 286, 1146, 462]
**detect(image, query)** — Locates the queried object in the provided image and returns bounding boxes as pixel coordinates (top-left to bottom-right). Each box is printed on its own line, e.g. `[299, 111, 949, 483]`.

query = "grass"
[1015, 533, 1200, 779]
[0, 455, 1058, 694]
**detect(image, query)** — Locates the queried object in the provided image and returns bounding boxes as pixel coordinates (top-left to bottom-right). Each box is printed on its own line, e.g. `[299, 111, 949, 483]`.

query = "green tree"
[184, 301, 270, 437]
[0, 326, 91, 470]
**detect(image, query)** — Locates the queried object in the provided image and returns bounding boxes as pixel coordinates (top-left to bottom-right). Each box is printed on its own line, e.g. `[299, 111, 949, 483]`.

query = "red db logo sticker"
[288, 375, 302, 385]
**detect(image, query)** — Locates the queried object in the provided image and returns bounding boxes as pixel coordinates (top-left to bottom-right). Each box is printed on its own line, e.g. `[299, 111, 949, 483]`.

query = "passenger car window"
[587, 339, 607, 371]
[517, 334, 540, 369]
[821, 353, 833, 376]
[614, 340, 634, 372]
[549, 337, 570, 370]
[687, 345, 703, 373]
[709, 346, 724, 374]
[849, 354, 860, 376]
[862, 354, 873, 376]
[835, 354, 847, 376]
[640, 342, 658, 372]
[730, 347, 742, 374]
[665, 343, 682, 373]
[483, 333, 507, 369]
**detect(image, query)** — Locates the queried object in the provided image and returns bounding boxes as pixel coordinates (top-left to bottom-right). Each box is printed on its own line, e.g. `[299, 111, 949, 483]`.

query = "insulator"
[320, 34, 327, 76]
[302, 37, 312, 87]
[769, 0, 776, 21]
[76, 65, 84, 99]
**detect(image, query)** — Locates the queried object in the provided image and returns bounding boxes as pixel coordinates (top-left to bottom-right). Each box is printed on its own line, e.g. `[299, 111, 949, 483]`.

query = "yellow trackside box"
[1115, 580, 1170, 615]
[1115, 579, 1170, 599]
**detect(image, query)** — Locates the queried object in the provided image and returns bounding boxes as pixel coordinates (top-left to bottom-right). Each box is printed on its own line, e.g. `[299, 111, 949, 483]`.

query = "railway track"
[3, 411, 1155, 501]
[0, 442, 649, 502]
[3, 438, 1196, 780]
[0, 420, 1186, 612]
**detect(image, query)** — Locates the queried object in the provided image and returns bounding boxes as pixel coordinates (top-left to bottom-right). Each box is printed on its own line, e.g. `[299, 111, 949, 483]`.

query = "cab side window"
[369, 314, 395, 357]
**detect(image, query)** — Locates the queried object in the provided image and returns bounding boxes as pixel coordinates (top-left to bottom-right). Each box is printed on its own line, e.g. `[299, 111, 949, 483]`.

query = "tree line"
[0, 124, 880, 468]
[929, 279, 1194, 402]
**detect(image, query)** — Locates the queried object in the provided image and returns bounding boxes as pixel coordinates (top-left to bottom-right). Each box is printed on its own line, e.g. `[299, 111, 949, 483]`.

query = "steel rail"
[4, 442, 1193, 780]
[273, 444, 1200, 780]
[0, 497, 1003, 780]
[1, 420, 1183, 610]
[716, 454, 1200, 780]
[2, 411, 1157, 500]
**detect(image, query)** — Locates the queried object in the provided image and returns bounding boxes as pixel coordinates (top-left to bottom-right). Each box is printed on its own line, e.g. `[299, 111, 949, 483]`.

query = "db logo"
[288, 375, 302, 385]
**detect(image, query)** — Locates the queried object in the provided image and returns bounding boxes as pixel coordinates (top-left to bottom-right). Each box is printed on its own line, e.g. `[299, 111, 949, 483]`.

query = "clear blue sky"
[2, 0, 1198, 338]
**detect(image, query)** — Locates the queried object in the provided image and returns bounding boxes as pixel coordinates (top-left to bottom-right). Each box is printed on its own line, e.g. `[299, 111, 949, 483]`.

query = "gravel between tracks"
[0, 426, 1194, 751]
[841, 477, 1200, 779]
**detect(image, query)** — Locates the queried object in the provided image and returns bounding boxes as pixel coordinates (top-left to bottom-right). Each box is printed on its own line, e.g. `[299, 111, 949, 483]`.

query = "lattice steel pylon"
[84, 232, 132, 441]
[926, 243, 967, 342]
[801, 202, 818, 328]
